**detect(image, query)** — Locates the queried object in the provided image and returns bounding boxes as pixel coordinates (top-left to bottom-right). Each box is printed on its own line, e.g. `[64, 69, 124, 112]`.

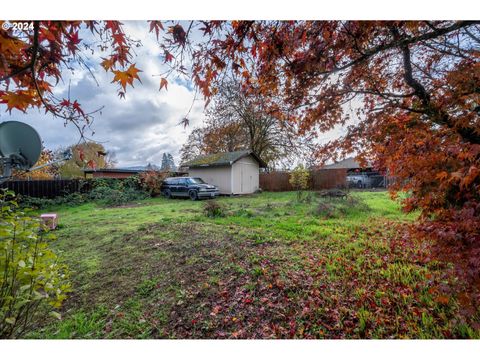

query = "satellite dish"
[0, 121, 42, 175]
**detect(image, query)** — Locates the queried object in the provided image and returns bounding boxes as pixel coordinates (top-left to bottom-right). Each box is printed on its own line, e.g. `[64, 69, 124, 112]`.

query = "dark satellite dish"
[0, 121, 42, 176]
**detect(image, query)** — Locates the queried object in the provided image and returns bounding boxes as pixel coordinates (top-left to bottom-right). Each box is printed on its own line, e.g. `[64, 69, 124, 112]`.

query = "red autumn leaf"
[164, 50, 174, 63]
[67, 31, 81, 53]
[112, 32, 127, 45]
[59, 99, 70, 107]
[149, 20, 164, 39]
[78, 148, 85, 162]
[170, 24, 186, 46]
[72, 100, 85, 116]
[105, 21, 122, 34]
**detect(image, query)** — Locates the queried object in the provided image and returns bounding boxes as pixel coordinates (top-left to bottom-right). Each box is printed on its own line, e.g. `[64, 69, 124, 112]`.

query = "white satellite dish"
[0, 121, 42, 177]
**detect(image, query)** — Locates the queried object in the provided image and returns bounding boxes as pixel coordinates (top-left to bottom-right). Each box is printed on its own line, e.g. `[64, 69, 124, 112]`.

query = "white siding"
[188, 155, 261, 195]
[231, 155, 260, 194]
[188, 166, 232, 194]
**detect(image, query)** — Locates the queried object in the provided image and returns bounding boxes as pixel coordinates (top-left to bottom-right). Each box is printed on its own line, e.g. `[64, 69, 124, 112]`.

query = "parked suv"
[346, 174, 371, 188]
[161, 177, 219, 200]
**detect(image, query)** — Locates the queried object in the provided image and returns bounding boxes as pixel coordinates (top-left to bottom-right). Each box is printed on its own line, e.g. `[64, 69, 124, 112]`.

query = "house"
[83, 165, 186, 179]
[182, 150, 267, 195]
[84, 168, 144, 179]
[320, 157, 387, 188]
[320, 157, 372, 171]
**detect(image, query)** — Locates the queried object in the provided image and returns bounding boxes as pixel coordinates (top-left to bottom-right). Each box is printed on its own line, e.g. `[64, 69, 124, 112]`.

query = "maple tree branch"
[307, 21, 480, 78]
[0, 64, 32, 82]
[0, 23, 41, 83]
[464, 27, 480, 45]
[401, 42, 480, 144]
[401, 45, 431, 105]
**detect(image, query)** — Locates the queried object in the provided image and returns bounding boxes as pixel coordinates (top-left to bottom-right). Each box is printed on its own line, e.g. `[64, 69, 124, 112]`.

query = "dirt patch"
[60, 221, 275, 315]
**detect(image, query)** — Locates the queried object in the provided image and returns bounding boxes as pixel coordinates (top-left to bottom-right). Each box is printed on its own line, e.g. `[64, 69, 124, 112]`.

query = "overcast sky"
[0, 21, 207, 168]
[0, 21, 355, 169]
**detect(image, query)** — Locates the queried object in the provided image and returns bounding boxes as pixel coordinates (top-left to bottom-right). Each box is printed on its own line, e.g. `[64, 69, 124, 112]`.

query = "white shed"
[183, 150, 267, 195]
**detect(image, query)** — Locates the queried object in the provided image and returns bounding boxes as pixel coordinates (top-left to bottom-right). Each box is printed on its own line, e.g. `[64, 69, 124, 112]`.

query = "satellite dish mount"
[0, 121, 42, 180]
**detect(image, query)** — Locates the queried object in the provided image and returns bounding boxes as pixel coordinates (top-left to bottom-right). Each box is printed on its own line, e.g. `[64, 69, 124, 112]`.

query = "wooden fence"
[0, 179, 90, 198]
[260, 169, 347, 192]
[2, 170, 349, 198]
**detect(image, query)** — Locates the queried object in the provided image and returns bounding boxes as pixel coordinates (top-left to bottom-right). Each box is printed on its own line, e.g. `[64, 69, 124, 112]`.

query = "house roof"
[321, 157, 372, 170]
[84, 164, 162, 173]
[83, 168, 187, 176]
[83, 168, 143, 174]
[183, 150, 267, 168]
[122, 164, 161, 171]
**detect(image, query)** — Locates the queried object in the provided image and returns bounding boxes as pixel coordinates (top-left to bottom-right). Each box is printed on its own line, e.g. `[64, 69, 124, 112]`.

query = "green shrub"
[289, 165, 311, 202]
[88, 186, 148, 206]
[203, 200, 225, 218]
[18, 177, 149, 209]
[0, 190, 71, 338]
[19, 192, 87, 209]
[18, 195, 55, 209]
[87, 176, 149, 206]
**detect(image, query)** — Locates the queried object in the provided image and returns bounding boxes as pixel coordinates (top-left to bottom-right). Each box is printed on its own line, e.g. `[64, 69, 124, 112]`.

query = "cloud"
[0, 21, 206, 168]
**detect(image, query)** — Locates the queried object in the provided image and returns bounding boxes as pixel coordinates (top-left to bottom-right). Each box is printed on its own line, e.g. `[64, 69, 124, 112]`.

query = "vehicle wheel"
[163, 189, 172, 199]
[189, 190, 198, 201]
[357, 180, 362, 189]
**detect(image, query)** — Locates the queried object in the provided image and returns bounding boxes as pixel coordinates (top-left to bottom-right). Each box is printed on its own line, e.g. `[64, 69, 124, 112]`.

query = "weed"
[251, 266, 264, 278]
[357, 308, 370, 335]
[202, 200, 225, 218]
[252, 233, 273, 245]
[137, 278, 158, 297]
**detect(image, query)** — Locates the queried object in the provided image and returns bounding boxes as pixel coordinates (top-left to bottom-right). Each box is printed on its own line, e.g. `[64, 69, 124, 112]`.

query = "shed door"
[241, 166, 243, 192]
[240, 164, 254, 193]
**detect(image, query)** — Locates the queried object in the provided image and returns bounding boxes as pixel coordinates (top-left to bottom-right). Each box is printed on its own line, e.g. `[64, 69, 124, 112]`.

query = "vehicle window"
[177, 179, 186, 185]
[188, 177, 205, 184]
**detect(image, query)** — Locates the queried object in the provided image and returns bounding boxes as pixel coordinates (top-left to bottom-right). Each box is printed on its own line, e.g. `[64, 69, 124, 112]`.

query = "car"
[161, 177, 219, 200]
[346, 174, 371, 188]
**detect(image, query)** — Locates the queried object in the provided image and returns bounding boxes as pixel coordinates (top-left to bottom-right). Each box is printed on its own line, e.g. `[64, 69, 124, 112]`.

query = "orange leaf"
[126, 64, 142, 82]
[435, 295, 450, 305]
[86, 160, 96, 169]
[100, 57, 115, 72]
[112, 70, 133, 91]
[435, 171, 448, 181]
[159, 78, 168, 91]
[461, 166, 479, 189]
[0, 91, 36, 113]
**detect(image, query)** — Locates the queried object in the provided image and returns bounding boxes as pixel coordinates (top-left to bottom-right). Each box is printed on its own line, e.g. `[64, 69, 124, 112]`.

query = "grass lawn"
[26, 191, 480, 339]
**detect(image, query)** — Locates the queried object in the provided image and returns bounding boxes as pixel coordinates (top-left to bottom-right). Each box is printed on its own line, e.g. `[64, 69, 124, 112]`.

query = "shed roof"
[321, 157, 372, 170]
[183, 150, 267, 168]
